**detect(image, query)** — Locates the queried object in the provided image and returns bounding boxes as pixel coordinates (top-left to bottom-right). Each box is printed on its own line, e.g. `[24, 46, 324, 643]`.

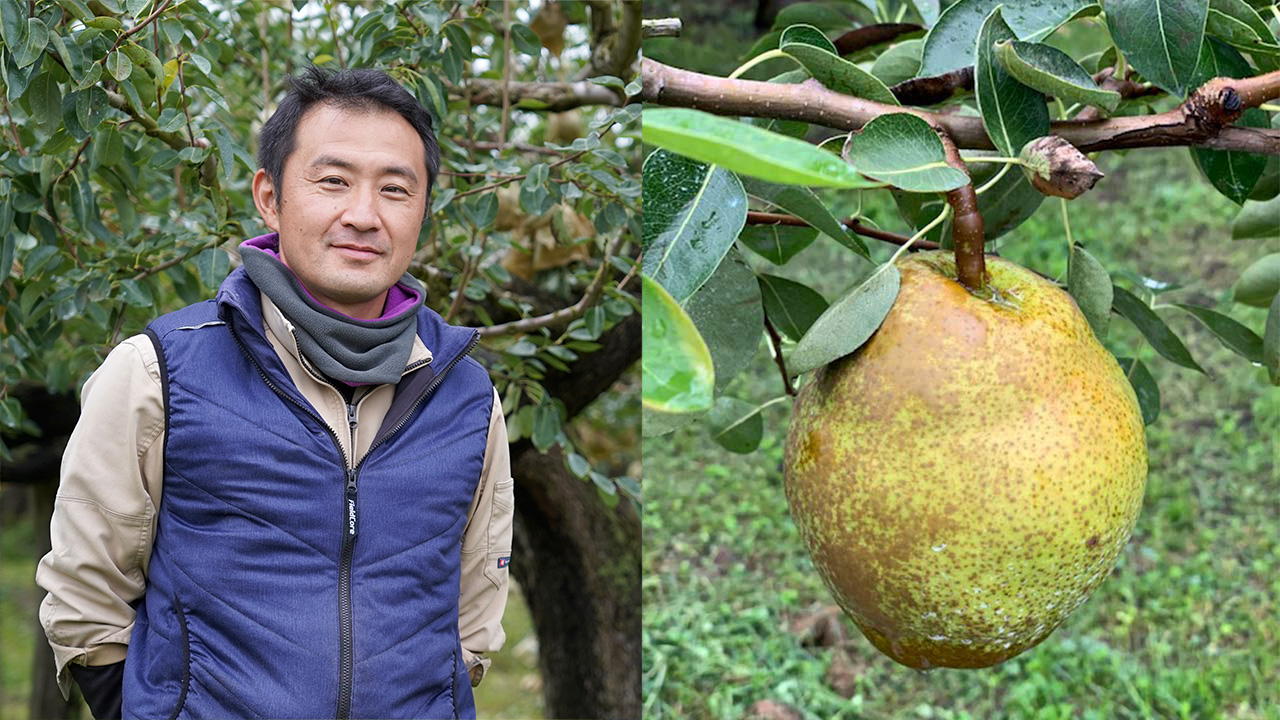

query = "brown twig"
[745, 211, 935, 249]
[113, 0, 175, 48]
[444, 229, 490, 323]
[936, 130, 984, 290]
[478, 234, 628, 337]
[452, 149, 589, 199]
[3, 98, 26, 156]
[763, 315, 795, 397]
[833, 23, 923, 56]
[642, 60, 1280, 155]
[452, 138, 573, 156]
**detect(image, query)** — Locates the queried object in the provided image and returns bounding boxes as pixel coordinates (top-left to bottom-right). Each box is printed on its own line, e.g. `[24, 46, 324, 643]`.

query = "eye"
[383, 185, 407, 195]
[322, 176, 346, 186]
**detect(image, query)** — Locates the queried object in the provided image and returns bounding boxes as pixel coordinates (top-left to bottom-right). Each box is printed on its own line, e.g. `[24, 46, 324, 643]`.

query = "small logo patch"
[496, 556, 511, 569]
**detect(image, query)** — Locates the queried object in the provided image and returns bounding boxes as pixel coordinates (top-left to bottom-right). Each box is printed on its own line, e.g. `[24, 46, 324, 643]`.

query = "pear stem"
[935, 129, 986, 291]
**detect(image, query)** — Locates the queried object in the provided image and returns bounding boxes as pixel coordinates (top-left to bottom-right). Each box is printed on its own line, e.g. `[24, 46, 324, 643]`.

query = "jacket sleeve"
[35, 335, 165, 699]
[457, 388, 514, 686]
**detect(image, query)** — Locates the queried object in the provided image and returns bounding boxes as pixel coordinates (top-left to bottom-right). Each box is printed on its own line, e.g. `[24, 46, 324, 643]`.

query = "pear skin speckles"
[782, 251, 1148, 670]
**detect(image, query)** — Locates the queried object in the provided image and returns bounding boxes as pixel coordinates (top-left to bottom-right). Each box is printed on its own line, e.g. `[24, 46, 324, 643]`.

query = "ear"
[252, 169, 281, 232]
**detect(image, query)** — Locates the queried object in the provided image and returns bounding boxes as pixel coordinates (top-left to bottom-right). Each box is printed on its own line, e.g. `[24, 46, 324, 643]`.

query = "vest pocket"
[168, 593, 192, 720]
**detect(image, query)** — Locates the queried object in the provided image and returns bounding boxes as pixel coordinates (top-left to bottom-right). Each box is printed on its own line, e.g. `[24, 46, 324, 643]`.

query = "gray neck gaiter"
[240, 246, 425, 386]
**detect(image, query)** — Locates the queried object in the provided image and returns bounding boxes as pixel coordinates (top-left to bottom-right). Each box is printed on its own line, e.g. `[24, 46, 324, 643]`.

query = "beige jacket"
[36, 293, 513, 697]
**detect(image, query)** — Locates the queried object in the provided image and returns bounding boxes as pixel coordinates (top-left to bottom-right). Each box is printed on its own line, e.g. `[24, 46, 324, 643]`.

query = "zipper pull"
[346, 401, 358, 431]
[345, 469, 358, 539]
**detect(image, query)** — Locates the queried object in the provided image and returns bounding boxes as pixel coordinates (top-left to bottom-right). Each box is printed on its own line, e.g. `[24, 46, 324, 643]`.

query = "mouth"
[331, 243, 383, 260]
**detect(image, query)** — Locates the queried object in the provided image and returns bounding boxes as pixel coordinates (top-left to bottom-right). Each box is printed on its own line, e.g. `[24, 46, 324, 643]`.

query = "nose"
[341, 185, 381, 232]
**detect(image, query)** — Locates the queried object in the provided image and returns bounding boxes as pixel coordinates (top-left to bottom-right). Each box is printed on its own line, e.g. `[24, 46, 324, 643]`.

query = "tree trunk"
[510, 445, 641, 719]
[509, 313, 642, 718]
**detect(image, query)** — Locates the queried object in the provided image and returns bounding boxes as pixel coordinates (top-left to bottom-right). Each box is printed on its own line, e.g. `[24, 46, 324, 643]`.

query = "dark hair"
[257, 66, 441, 212]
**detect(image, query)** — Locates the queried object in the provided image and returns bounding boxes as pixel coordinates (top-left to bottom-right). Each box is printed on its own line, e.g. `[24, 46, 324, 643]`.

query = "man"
[36, 67, 513, 719]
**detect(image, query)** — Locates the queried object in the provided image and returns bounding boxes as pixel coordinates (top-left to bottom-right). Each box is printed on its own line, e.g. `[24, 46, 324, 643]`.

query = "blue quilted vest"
[122, 267, 491, 719]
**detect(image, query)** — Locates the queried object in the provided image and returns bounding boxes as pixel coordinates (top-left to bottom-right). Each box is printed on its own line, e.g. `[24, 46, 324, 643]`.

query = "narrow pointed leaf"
[1112, 286, 1205, 373]
[790, 265, 900, 375]
[919, 0, 1093, 76]
[642, 274, 715, 413]
[758, 274, 829, 341]
[845, 112, 970, 192]
[1264, 294, 1280, 384]
[996, 41, 1121, 112]
[1232, 253, 1280, 308]
[1174, 303, 1264, 362]
[118, 278, 153, 307]
[643, 108, 879, 189]
[1189, 39, 1269, 204]
[195, 247, 231, 289]
[912, 0, 941, 27]
[683, 249, 764, 392]
[739, 224, 819, 264]
[1068, 243, 1113, 340]
[15, 18, 50, 69]
[1209, 0, 1275, 43]
[1116, 357, 1161, 424]
[781, 25, 899, 104]
[975, 7, 1051, 158]
[708, 397, 766, 454]
[740, 177, 868, 256]
[1105, 0, 1208, 97]
[641, 149, 747, 302]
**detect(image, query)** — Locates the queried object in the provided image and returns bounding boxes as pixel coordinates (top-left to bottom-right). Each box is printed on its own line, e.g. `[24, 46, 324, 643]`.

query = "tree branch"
[641, 60, 1280, 155]
[454, 79, 623, 111]
[833, 23, 923, 56]
[745, 211, 930, 248]
[642, 18, 681, 38]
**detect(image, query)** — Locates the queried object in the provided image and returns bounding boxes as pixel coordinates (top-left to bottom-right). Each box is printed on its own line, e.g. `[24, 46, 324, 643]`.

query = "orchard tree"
[639, 0, 1278, 694]
[0, 1, 640, 718]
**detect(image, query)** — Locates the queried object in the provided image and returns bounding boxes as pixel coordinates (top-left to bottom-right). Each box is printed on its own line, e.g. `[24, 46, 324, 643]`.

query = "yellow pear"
[784, 251, 1147, 669]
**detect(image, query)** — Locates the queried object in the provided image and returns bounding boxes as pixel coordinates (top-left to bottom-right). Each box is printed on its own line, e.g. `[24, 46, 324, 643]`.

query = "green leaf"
[758, 273, 829, 341]
[76, 85, 106, 133]
[919, 0, 1093, 76]
[845, 112, 970, 192]
[1068, 243, 1113, 340]
[118, 277, 153, 307]
[773, 3, 851, 31]
[93, 126, 124, 167]
[532, 403, 560, 452]
[995, 41, 1121, 112]
[870, 38, 923, 86]
[641, 150, 747, 302]
[683, 249, 763, 392]
[1116, 357, 1161, 425]
[0, 231, 15, 284]
[1189, 39, 1269, 204]
[967, 152, 1045, 239]
[975, 7, 1051, 158]
[1111, 286, 1205, 373]
[1231, 197, 1280, 239]
[15, 18, 50, 69]
[121, 41, 164, 82]
[466, 190, 499, 228]
[780, 25, 899, 104]
[789, 264, 900, 375]
[510, 22, 542, 56]
[1174, 303, 1264, 362]
[195, 247, 230, 289]
[28, 71, 62, 130]
[1232, 253, 1280, 308]
[642, 108, 879, 189]
[912, 0, 941, 27]
[738, 224, 819, 265]
[778, 23, 837, 54]
[567, 452, 591, 479]
[1264, 294, 1280, 384]
[708, 396, 766, 454]
[641, 274, 715, 413]
[107, 49, 132, 81]
[85, 17, 123, 31]
[739, 177, 867, 257]
[1105, 0, 1208, 97]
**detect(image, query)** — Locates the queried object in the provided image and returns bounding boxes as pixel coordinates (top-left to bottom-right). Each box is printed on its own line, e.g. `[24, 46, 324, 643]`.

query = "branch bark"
[642, 60, 1280, 155]
[936, 131, 984, 290]
[456, 79, 623, 111]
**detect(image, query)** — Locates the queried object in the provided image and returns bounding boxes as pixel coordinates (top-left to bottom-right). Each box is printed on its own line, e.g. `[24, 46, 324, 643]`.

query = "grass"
[0, 489, 543, 720]
[642, 148, 1280, 720]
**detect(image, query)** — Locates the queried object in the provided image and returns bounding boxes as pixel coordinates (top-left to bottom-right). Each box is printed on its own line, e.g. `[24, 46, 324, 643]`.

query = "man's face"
[252, 103, 429, 319]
